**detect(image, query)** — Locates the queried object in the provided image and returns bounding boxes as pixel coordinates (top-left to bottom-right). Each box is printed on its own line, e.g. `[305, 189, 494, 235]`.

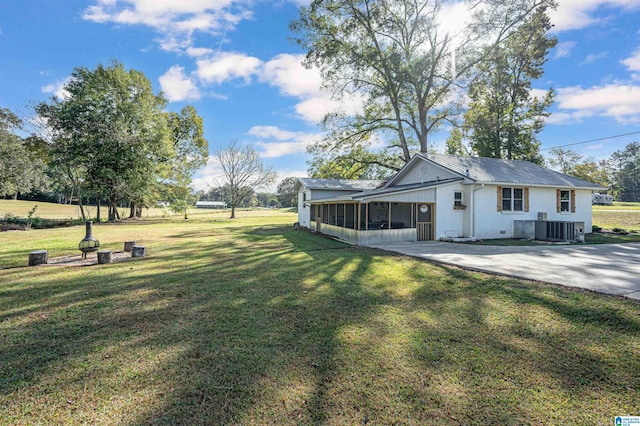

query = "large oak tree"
[37, 61, 172, 221]
[292, 0, 555, 175]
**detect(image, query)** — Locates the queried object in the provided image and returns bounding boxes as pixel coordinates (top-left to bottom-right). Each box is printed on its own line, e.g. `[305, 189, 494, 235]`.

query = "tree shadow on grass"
[1, 223, 639, 424]
[402, 261, 640, 424]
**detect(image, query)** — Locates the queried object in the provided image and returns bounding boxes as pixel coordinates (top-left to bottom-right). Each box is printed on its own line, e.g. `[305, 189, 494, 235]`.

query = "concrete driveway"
[367, 241, 640, 300]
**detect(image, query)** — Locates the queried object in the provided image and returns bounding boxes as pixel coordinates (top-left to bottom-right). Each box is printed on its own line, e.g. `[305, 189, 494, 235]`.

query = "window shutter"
[571, 190, 576, 213]
[556, 189, 561, 213]
[497, 186, 502, 212]
[524, 188, 529, 212]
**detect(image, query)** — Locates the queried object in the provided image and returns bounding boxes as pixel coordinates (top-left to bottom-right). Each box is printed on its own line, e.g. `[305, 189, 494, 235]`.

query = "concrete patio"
[367, 241, 640, 300]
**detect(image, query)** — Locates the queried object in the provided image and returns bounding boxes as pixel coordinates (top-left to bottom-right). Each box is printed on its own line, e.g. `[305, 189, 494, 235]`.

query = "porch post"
[388, 202, 391, 229]
[411, 203, 414, 228]
[357, 203, 361, 231]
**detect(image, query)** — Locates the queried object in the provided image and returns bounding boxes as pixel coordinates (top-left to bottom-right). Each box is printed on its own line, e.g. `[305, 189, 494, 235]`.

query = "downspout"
[471, 184, 485, 238]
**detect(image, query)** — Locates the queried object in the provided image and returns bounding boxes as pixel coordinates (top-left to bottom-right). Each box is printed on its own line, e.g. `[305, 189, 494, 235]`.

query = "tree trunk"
[12, 193, 18, 200]
[230, 205, 236, 219]
[136, 206, 142, 218]
[78, 198, 87, 221]
[129, 203, 136, 219]
[96, 199, 101, 223]
[109, 196, 118, 221]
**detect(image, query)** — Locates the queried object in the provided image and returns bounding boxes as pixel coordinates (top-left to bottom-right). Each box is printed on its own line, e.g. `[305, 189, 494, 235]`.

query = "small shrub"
[1, 223, 28, 231]
[612, 227, 628, 235]
[592, 225, 602, 232]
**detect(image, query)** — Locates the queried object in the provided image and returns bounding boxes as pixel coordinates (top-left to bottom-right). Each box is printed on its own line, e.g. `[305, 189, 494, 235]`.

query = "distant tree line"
[547, 143, 640, 202]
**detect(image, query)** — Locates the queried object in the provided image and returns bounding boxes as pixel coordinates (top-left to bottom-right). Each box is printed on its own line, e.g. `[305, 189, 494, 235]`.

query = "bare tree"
[215, 141, 276, 219]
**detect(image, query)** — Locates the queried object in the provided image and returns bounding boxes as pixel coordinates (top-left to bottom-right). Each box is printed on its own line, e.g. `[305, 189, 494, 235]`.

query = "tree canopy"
[36, 61, 207, 221]
[610, 142, 640, 202]
[276, 177, 299, 208]
[0, 108, 48, 198]
[463, 6, 556, 164]
[162, 106, 209, 219]
[293, 0, 556, 176]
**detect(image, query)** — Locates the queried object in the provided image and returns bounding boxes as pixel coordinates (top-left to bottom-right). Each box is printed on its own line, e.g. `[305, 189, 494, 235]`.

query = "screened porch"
[309, 201, 434, 244]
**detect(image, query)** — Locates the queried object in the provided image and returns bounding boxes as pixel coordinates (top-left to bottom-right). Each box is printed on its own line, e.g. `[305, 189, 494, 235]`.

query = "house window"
[560, 190, 570, 212]
[454, 191, 463, 207]
[303, 192, 307, 202]
[502, 187, 524, 212]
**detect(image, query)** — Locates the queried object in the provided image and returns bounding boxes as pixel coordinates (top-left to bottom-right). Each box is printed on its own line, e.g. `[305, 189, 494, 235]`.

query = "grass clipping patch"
[0, 211, 638, 425]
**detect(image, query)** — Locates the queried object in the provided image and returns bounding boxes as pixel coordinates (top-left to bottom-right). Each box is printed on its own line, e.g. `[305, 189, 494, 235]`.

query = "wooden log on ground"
[124, 241, 136, 252]
[97, 250, 112, 264]
[132, 246, 145, 258]
[29, 250, 48, 266]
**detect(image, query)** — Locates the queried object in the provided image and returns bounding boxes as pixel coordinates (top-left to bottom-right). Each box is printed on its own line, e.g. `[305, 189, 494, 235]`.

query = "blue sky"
[1, 0, 639, 191]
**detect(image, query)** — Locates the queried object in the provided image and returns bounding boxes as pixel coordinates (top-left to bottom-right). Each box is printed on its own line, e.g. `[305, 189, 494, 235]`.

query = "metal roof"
[297, 178, 385, 191]
[424, 153, 604, 189]
[353, 178, 462, 199]
[307, 178, 461, 203]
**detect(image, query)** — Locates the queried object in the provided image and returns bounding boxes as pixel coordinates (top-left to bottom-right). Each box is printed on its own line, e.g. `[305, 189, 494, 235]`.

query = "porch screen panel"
[323, 204, 329, 224]
[310, 204, 316, 221]
[345, 204, 355, 229]
[337, 204, 345, 227]
[359, 204, 367, 230]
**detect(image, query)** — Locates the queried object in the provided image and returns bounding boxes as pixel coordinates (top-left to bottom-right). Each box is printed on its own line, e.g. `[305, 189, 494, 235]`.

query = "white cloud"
[248, 125, 321, 158]
[553, 84, 640, 123]
[581, 51, 608, 64]
[41, 78, 70, 100]
[82, 0, 250, 54]
[186, 46, 215, 58]
[159, 65, 201, 102]
[248, 126, 301, 141]
[261, 54, 323, 98]
[255, 140, 313, 158]
[551, 0, 640, 32]
[195, 52, 261, 84]
[622, 49, 640, 71]
[553, 41, 577, 59]
[258, 53, 365, 124]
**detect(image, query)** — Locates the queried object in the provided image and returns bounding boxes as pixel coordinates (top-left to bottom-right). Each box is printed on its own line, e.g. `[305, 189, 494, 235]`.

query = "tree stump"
[29, 250, 48, 266]
[132, 246, 146, 258]
[97, 250, 112, 264]
[124, 241, 136, 252]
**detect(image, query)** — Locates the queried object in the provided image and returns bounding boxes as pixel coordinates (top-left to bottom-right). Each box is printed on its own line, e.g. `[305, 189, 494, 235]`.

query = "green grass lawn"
[1, 211, 639, 424]
[0, 199, 240, 222]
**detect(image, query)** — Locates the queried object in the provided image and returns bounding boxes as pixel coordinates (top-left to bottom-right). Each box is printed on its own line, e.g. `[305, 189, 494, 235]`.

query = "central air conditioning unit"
[535, 221, 584, 242]
[538, 212, 548, 221]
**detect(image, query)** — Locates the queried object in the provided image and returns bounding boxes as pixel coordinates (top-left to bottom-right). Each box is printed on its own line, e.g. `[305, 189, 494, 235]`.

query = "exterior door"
[416, 203, 434, 241]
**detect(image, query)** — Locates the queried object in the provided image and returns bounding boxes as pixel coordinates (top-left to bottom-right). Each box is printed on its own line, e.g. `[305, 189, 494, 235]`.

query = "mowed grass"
[0, 199, 216, 221]
[593, 201, 640, 232]
[1, 211, 639, 425]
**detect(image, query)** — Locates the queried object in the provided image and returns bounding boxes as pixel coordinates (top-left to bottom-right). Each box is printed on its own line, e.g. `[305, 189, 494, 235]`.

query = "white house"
[296, 153, 604, 244]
